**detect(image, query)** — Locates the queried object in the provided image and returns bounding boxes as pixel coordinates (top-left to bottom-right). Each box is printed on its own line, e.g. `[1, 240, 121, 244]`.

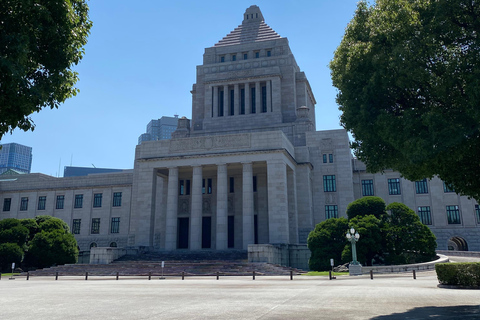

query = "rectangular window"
[179, 180, 185, 195]
[251, 87, 256, 113]
[243, 53, 248, 60]
[229, 177, 234, 193]
[329, 154, 334, 163]
[325, 205, 338, 219]
[240, 88, 245, 114]
[56, 195, 65, 209]
[415, 179, 429, 194]
[446, 205, 461, 224]
[267, 50, 271, 57]
[253, 176, 257, 192]
[202, 179, 206, 194]
[388, 178, 401, 195]
[418, 206, 432, 225]
[323, 175, 336, 192]
[72, 219, 81, 234]
[38, 196, 46, 210]
[361, 180, 374, 196]
[218, 90, 224, 116]
[323, 154, 327, 163]
[255, 51, 259, 58]
[20, 197, 28, 211]
[476, 205, 480, 223]
[443, 182, 455, 193]
[3, 198, 11, 212]
[111, 217, 120, 234]
[232, 54, 236, 61]
[230, 89, 235, 115]
[186, 180, 191, 195]
[74, 194, 83, 209]
[220, 56, 225, 62]
[93, 193, 102, 208]
[113, 192, 122, 207]
[261, 86, 267, 113]
[208, 178, 212, 194]
[91, 218, 100, 234]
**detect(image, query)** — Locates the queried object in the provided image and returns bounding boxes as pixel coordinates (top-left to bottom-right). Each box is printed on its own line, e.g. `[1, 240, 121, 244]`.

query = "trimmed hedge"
[435, 262, 480, 287]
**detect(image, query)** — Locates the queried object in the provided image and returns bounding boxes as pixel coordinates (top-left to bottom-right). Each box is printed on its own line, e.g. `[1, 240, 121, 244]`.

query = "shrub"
[346, 196, 386, 220]
[0, 243, 24, 272]
[436, 263, 480, 287]
[24, 230, 78, 269]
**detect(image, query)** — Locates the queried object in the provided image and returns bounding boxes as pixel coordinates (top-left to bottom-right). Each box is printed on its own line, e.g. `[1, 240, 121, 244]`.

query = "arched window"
[90, 242, 97, 249]
[109, 242, 117, 248]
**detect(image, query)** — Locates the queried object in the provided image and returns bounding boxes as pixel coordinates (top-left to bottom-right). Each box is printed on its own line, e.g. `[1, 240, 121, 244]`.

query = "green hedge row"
[435, 262, 480, 287]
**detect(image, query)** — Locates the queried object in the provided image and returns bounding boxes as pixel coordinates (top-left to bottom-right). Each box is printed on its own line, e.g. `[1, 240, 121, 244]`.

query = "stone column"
[165, 167, 179, 250]
[190, 166, 203, 250]
[287, 167, 298, 244]
[234, 84, 240, 116]
[242, 162, 254, 249]
[267, 160, 289, 244]
[205, 85, 213, 118]
[213, 86, 218, 117]
[266, 80, 272, 112]
[216, 164, 228, 249]
[255, 81, 261, 113]
[244, 82, 250, 114]
[223, 85, 229, 116]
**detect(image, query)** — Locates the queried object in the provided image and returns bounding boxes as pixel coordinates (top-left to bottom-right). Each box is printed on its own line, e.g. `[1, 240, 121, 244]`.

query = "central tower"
[188, 5, 316, 146]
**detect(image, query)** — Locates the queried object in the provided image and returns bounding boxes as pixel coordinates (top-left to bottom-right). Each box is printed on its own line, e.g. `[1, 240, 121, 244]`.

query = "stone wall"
[90, 247, 127, 264]
[248, 243, 310, 270]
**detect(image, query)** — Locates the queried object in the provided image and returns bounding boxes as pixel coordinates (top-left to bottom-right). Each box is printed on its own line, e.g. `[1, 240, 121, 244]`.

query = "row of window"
[361, 179, 456, 196]
[219, 49, 272, 62]
[72, 217, 120, 235]
[323, 154, 334, 164]
[2, 192, 122, 212]
[215, 85, 269, 116]
[324, 205, 480, 225]
[179, 177, 258, 196]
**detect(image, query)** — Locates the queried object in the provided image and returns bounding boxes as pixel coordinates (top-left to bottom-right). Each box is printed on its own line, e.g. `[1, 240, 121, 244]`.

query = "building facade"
[0, 6, 479, 254]
[138, 116, 179, 144]
[0, 143, 32, 174]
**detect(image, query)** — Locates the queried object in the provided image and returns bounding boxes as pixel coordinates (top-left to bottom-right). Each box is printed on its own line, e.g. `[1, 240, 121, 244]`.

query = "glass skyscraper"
[0, 143, 33, 174]
[138, 115, 179, 144]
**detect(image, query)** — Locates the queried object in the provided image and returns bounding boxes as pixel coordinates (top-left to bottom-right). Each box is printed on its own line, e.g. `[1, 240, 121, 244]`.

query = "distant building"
[63, 166, 126, 177]
[138, 116, 179, 144]
[0, 143, 32, 174]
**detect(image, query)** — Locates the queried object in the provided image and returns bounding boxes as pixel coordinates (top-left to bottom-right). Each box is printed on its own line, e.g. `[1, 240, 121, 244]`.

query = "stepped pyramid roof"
[214, 5, 282, 47]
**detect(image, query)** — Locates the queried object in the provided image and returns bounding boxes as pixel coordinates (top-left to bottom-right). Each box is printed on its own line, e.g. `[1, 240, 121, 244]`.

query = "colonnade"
[162, 160, 294, 250]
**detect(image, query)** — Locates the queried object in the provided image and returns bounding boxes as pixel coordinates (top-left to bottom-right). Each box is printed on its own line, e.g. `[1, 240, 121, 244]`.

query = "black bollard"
[0, 273, 2, 280]
[55, 272, 58, 280]
[148, 272, 151, 280]
[253, 271, 255, 280]
[413, 270, 416, 280]
[216, 272, 219, 280]
[26, 272, 29, 281]
[290, 270, 293, 280]
[85, 272, 88, 280]
[370, 270, 373, 280]
[182, 271, 184, 280]
[329, 270, 332, 280]
[116, 272, 119, 280]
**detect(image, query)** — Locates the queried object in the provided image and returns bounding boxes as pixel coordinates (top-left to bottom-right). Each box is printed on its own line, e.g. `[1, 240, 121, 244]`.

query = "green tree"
[384, 203, 437, 265]
[330, 0, 480, 200]
[307, 217, 349, 271]
[0, 243, 23, 272]
[0, 0, 92, 139]
[24, 230, 78, 269]
[346, 196, 386, 220]
[0, 218, 29, 248]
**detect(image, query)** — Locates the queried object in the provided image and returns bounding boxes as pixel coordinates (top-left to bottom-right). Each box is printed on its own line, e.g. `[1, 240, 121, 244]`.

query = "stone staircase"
[23, 250, 305, 277]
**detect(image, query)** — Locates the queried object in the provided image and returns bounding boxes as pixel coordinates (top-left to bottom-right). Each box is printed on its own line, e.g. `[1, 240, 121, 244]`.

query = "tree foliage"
[346, 196, 386, 220]
[0, 0, 92, 139]
[308, 197, 437, 270]
[0, 243, 23, 272]
[307, 217, 349, 271]
[330, 0, 480, 200]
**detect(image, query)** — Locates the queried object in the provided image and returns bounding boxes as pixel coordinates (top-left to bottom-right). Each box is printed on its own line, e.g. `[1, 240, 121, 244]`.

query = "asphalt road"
[1, 269, 479, 320]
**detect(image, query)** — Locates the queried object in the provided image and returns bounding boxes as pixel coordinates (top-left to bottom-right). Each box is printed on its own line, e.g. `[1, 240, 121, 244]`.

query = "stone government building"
[0, 6, 479, 263]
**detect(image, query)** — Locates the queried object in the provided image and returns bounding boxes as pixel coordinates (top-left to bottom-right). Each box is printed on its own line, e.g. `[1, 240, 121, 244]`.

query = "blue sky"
[1, 0, 360, 176]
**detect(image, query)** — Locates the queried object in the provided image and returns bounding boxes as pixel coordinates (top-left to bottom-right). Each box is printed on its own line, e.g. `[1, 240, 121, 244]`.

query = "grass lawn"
[1, 273, 20, 277]
[302, 271, 349, 276]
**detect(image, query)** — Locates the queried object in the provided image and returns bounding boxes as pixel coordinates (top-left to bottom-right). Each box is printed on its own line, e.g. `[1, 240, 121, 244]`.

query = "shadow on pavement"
[371, 305, 480, 319]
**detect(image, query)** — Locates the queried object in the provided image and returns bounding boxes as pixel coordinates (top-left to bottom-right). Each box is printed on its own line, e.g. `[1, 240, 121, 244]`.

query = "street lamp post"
[346, 227, 362, 275]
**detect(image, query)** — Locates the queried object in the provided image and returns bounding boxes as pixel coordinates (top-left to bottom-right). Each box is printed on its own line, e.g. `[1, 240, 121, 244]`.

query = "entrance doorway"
[202, 217, 212, 248]
[448, 236, 468, 251]
[177, 217, 189, 249]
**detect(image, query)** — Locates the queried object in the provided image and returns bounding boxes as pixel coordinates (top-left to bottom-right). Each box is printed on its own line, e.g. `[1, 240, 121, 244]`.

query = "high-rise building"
[138, 115, 179, 144]
[0, 143, 32, 174]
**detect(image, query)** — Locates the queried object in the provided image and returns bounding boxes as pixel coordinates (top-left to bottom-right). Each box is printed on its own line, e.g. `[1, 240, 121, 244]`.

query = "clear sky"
[1, 0, 360, 177]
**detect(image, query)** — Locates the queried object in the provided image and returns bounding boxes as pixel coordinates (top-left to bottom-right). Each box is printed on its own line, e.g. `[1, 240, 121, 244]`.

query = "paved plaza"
[1, 267, 479, 320]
